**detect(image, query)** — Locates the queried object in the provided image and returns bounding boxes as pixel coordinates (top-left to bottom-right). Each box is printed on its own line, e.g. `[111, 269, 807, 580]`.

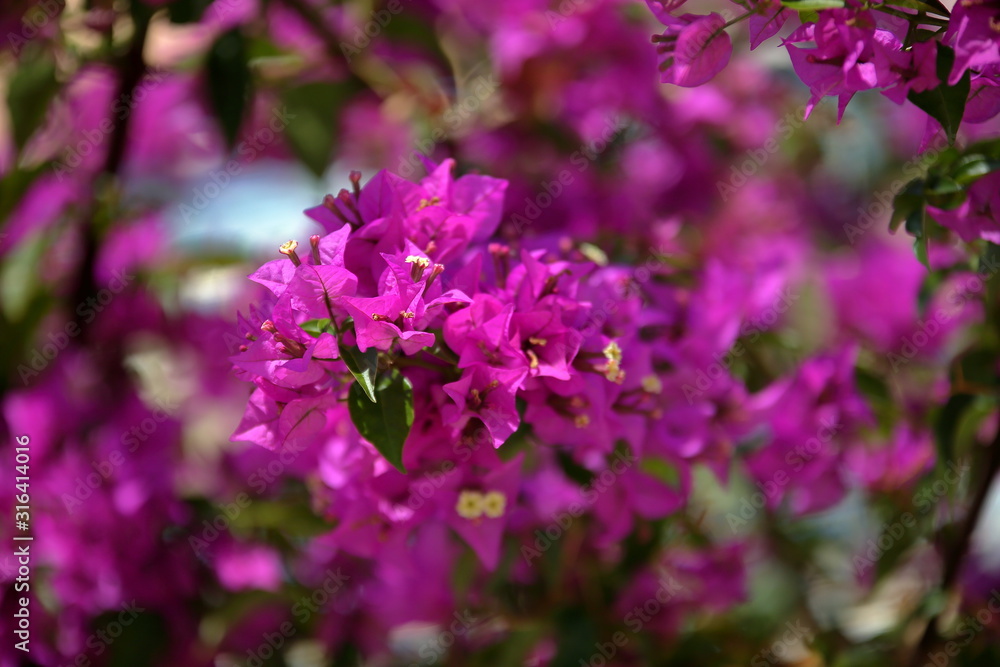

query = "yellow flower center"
[642, 375, 663, 394]
[482, 491, 507, 518]
[456, 490, 507, 519]
[456, 490, 485, 519]
[405, 255, 431, 268]
[601, 341, 625, 383]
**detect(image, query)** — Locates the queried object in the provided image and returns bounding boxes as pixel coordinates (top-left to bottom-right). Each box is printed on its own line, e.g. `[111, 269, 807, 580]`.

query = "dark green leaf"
[550, 608, 600, 667]
[890, 179, 924, 233]
[924, 175, 966, 209]
[0, 162, 52, 222]
[205, 29, 251, 148]
[281, 81, 356, 178]
[104, 612, 168, 667]
[934, 393, 974, 466]
[129, 0, 156, 25]
[348, 370, 413, 472]
[854, 366, 891, 405]
[874, 515, 923, 580]
[924, 175, 962, 197]
[955, 348, 1000, 389]
[910, 28, 940, 44]
[342, 345, 378, 402]
[854, 366, 896, 432]
[556, 449, 594, 486]
[166, 0, 213, 23]
[905, 208, 930, 269]
[907, 45, 970, 145]
[916, 267, 944, 314]
[379, 11, 451, 69]
[979, 242, 1000, 306]
[6, 54, 60, 151]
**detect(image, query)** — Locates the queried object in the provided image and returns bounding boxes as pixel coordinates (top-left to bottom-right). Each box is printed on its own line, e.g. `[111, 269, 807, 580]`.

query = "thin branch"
[71, 6, 151, 315]
[909, 424, 1000, 665]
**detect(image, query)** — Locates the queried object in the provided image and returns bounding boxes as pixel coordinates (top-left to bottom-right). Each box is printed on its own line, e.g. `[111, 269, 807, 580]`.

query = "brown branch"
[71, 5, 151, 318]
[909, 424, 1000, 666]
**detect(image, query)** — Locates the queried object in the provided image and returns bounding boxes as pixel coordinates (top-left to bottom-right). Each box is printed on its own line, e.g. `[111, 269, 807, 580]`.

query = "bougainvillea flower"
[944, 0, 1000, 84]
[784, 10, 900, 119]
[651, 13, 733, 87]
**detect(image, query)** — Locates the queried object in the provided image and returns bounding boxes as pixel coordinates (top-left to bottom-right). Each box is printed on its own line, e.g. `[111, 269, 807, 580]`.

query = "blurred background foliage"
[1, 0, 1000, 666]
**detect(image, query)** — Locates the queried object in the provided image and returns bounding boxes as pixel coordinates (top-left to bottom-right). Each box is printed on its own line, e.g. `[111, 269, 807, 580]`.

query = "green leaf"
[342, 345, 378, 402]
[0, 162, 51, 222]
[229, 498, 332, 537]
[890, 179, 924, 233]
[6, 54, 60, 151]
[934, 393, 974, 467]
[924, 175, 962, 196]
[980, 242, 1000, 305]
[882, 0, 949, 16]
[246, 35, 288, 61]
[955, 348, 1000, 389]
[923, 175, 966, 210]
[551, 608, 602, 667]
[378, 11, 452, 69]
[908, 210, 930, 270]
[874, 515, 923, 580]
[780, 0, 845, 10]
[950, 154, 1000, 186]
[640, 456, 680, 488]
[281, 81, 356, 178]
[104, 612, 169, 667]
[928, 145, 961, 171]
[966, 137, 1000, 161]
[907, 45, 971, 145]
[348, 370, 413, 472]
[129, 0, 156, 26]
[166, 0, 213, 23]
[205, 29, 251, 148]
[556, 449, 594, 485]
[854, 366, 891, 405]
[0, 231, 50, 321]
[300, 318, 333, 338]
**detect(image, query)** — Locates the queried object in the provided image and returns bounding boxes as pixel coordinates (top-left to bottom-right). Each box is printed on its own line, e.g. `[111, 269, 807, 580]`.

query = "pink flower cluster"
[645, 0, 1000, 245]
[647, 0, 1000, 123]
[231, 160, 696, 571]
[4, 0, 999, 661]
